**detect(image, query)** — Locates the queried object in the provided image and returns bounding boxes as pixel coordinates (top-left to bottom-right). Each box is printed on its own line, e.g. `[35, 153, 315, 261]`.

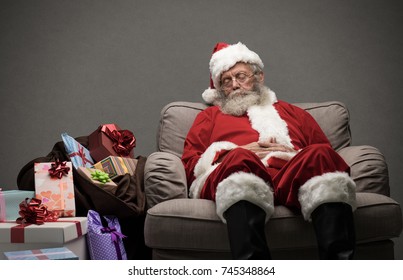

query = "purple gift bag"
[86, 210, 127, 260]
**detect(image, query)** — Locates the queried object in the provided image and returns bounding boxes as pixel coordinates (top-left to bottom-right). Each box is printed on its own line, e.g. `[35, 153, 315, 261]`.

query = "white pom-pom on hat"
[202, 88, 220, 105]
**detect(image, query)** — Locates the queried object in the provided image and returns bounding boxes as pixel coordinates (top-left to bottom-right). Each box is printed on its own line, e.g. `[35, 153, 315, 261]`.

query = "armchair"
[144, 101, 402, 259]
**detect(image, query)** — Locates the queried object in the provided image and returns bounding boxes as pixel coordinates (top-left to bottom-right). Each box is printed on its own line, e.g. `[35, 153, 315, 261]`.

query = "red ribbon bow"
[102, 125, 136, 156]
[48, 159, 70, 179]
[69, 146, 92, 165]
[16, 198, 59, 225]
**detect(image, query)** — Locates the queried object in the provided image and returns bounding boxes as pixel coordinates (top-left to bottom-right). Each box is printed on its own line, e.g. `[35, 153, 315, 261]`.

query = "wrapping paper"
[0, 217, 87, 244]
[0, 217, 88, 259]
[61, 132, 94, 169]
[88, 124, 135, 162]
[93, 156, 138, 179]
[34, 162, 75, 217]
[76, 167, 117, 195]
[86, 210, 127, 260]
[4, 247, 78, 260]
[0, 190, 35, 222]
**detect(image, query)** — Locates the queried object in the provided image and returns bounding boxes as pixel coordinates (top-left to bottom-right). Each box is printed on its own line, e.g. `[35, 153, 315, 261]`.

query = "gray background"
[1, 0, 402, 259]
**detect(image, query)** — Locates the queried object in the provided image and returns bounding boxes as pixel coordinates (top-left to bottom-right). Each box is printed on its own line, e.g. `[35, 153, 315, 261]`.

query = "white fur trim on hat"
[215, 172, 274, 223]
[298, 171, 356, 221]
[210, 42, 264, 90]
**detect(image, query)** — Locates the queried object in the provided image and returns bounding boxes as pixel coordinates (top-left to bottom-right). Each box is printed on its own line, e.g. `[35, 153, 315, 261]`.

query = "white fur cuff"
[261, 150, 297, 167]
[215, 172, 274, 223]
[298, 172, 356, 221]
[193, 141, 237, 177]
[189, 164, 219, 199]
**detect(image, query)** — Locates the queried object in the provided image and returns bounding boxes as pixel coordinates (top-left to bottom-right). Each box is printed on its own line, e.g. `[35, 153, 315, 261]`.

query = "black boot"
[311, 202, 355, 260]
[224, 200, 271, 259]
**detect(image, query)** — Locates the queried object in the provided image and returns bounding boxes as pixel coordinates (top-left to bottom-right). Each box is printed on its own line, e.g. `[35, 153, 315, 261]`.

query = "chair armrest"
[144, 151, 188, 209]
[337, 145, 389, 196]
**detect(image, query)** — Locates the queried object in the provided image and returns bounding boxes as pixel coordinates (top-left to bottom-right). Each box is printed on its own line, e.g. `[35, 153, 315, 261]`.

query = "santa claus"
[182, 42, 356, 259]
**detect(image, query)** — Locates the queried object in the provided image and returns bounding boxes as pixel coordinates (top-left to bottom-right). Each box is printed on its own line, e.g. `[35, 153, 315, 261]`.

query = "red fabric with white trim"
[182, 100, 350, 209]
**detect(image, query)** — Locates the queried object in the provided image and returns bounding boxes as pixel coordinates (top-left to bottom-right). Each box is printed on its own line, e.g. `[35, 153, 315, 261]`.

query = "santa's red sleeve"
[182, 110, 213, 186]
[182, 109, 238, 188]
[278, 102, 331, 147]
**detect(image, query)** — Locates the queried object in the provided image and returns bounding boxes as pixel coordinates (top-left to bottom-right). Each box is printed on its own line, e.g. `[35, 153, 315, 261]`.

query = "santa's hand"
[240, 141, 297, 160]
[257, 140, 297, 153]
[239, 142, 264, 153]
[239, 141, 278, 159]
[240, 143, 268, 159]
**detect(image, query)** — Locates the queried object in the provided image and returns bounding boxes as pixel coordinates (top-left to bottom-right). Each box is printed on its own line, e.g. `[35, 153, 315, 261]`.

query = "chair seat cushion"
[145, 192, 402, 252]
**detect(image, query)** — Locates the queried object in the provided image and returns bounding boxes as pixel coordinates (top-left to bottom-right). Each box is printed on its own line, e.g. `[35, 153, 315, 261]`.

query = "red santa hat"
[202, 42, 264, 104]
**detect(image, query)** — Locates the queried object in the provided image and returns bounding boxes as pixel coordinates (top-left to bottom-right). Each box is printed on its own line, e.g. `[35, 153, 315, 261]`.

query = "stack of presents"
[0, 124, 136, 260]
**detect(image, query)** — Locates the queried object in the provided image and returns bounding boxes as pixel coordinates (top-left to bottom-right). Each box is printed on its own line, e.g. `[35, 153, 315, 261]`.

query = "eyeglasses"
[220, 72, 255, 89]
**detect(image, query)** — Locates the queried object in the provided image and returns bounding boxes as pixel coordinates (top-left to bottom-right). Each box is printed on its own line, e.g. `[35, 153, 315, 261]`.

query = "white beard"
[218, 85, 265, 116]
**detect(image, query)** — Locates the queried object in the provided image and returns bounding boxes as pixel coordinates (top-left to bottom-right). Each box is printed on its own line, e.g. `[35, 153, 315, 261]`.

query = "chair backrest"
[156, 101, 351, 157]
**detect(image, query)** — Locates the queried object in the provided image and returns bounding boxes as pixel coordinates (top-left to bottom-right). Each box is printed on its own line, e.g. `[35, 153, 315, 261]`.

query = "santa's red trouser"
[200, 143, 351, 210]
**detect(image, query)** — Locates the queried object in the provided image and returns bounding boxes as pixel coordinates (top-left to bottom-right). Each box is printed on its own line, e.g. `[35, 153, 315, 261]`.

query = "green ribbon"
[91, 169, 111, 184]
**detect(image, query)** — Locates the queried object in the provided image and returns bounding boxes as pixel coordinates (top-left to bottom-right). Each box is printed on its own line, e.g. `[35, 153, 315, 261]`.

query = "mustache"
[220, 82, 262, 100]
[226, 89, 256, 99]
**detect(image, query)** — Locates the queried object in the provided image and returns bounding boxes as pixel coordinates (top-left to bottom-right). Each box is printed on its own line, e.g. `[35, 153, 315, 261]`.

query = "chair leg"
[224, 200, 271, 259]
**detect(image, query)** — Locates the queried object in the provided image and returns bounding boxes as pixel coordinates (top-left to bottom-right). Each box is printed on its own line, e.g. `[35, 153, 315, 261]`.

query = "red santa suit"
[182, 88, 356, 222]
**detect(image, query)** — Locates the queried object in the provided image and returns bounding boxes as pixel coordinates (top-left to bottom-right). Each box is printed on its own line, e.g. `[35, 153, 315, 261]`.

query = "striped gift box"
[93, 156, 138, 179]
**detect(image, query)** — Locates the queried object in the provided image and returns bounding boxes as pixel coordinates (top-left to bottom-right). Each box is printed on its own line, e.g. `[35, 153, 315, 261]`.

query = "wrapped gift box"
[34, 162, 75, 217]
[0, 190, 35, 222]
[4, 246, 78, 260]
[0, 217, 88, 260]
[61, 132, 94, 169]
[77, 167, 117, 195]
[86, 210, 127, 260]
[88, 124, 135, 162]
[93, 156, 138, 179]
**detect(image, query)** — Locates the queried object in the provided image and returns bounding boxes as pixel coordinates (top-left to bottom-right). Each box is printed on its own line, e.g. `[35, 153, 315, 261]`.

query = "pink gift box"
[34, 162, 75, 217]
